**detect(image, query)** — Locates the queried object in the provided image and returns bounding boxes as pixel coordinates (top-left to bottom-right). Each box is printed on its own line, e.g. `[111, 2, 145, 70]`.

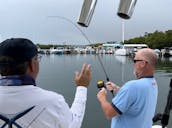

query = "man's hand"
[97, 87, 119, 119]
[97, 88, 107, 103]
[75, 64, 92, 87]
[106, 82, 120, 92]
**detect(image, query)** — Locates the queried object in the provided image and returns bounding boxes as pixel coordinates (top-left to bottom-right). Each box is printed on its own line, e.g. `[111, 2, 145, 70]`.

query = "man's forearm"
[70, 86, 87, 128]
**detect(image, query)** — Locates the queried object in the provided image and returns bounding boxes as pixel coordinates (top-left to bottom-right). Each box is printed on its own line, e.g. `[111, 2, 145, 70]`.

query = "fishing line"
[47, 16, 110, 82]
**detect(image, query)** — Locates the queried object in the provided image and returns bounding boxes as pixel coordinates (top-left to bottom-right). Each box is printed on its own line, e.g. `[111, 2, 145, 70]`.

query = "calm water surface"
[37, 54, 172, 128]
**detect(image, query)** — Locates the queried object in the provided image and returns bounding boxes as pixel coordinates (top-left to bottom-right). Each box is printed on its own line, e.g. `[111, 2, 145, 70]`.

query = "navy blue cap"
[0, 38, 38, 63]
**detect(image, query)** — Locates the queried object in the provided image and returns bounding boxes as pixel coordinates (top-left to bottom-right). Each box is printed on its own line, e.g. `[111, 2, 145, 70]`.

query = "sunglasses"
[33, 55, 42, 62]
[37, 55, 42, 62]
[133, 59, 147, 63]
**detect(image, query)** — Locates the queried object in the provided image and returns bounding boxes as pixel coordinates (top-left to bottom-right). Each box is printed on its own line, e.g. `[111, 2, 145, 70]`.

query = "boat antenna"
[47, 16, 110, 82]
[122, 19, 125, 45]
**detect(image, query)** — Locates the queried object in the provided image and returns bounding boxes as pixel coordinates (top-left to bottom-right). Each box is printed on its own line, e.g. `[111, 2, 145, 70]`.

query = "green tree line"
[37, 30, 172, 49]
[37, 44, 66, 49]
[125, 30, 172, 49]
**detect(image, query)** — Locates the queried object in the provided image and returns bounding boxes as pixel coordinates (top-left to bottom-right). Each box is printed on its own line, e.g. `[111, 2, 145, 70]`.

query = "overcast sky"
[0, 0, 172, 45]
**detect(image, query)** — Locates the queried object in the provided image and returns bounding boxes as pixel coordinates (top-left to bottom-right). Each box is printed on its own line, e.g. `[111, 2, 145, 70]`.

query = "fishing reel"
[97, 80, 106, 89]
[97, 80, 114, 96]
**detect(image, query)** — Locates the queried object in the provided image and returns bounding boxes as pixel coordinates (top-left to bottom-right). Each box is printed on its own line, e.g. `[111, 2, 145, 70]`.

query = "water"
[37, 54, 172, 128]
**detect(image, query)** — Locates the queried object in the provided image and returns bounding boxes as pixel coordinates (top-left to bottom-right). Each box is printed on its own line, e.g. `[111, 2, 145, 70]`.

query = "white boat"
[154, 49, 162, 57]
[152, 125, 166, 128]
[115, 44, 148, 56]
[162, 47, 172, 57]
[49, 47, 64, 54]
[115, 48, 127, 56]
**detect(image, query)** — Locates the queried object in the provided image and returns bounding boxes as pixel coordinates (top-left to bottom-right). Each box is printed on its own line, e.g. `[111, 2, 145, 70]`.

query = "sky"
[0, 0, 172, 45]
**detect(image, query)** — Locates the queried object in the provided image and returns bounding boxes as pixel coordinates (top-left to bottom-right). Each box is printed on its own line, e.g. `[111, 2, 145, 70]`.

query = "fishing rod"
[47, 16, 112, 95]
[77, 0, 138, 95]
[47, 0, 138, 94]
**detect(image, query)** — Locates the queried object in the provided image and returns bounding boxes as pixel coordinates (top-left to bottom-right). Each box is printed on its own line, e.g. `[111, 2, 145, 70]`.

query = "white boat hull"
[115, 48, 127, 56]
[152, 125, 167, 128]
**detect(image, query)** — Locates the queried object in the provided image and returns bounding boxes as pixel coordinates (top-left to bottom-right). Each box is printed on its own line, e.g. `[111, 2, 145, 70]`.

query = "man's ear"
[140, 61, 147, 68]
[25, 59, 38, 80]
[27, 59, 36, 73]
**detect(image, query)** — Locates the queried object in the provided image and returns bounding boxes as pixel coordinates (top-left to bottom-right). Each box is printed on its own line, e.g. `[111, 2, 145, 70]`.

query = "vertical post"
[122, 19, 125, 44]
[121, 20, 125, 83]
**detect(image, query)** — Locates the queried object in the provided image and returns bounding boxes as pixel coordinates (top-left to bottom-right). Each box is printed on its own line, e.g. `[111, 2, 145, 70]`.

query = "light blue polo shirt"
[111, 77, 158, 128]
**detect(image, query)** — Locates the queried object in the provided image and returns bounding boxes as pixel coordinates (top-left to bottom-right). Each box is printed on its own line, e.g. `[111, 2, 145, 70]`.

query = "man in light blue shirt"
[97, 48, 158, 128]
